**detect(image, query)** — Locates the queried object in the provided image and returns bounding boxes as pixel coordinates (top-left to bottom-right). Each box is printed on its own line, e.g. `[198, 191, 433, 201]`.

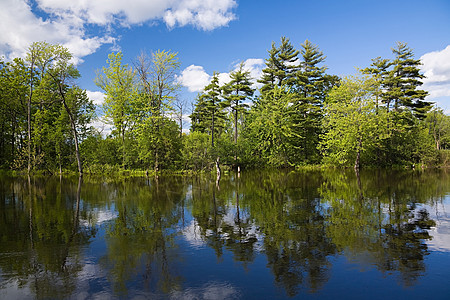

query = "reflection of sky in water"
[79, 208, 118, 227]
[181, 207, 266, 252]
[424, 195, 450, 252]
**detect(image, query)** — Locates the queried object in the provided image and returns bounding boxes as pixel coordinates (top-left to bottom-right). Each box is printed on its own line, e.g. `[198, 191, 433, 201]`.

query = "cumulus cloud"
[0, 0, 237, 62]
[164, 0, 237, 31]
[177, 58, 265, 92]
[218, 72, 232, 86]
[176, 65, 211, 92]
[86, 90, 106, 106]
[0, 0, 115, 62]
[90, 119, 113, 137]
[241, 58, 265, 88]
[420, 45, 450, 111]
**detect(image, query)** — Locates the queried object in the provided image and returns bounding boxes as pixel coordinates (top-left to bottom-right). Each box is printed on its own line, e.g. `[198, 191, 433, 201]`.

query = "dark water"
[0, 169, 449, 299]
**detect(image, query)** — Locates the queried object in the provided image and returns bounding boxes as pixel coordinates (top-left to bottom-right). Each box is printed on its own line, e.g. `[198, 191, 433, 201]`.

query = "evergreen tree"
[385, 42, 431, 119]
[258, 37, 299, 94]
[190, 73, 227, 147]
[222, 62, 254, 145]
[292, 40, 334, 163]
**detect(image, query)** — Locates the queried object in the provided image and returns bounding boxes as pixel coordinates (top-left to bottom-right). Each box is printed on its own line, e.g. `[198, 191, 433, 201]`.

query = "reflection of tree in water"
[189, 174, 258, 266]
[100, 175, 187, 296]
[189, 171, 336, 297]
[321, 169, 439, 286]
[241, 170, 336, 296]
[0, 176, 95, 299]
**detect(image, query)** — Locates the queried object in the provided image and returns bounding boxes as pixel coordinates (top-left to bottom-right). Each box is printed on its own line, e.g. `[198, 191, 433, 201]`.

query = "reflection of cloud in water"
[0, 280, 33, 300]
[170, 281, 241, 300]
[79, 209, 118, 227]
[423, 196, 450, 252]
[182, 220, 206, 248]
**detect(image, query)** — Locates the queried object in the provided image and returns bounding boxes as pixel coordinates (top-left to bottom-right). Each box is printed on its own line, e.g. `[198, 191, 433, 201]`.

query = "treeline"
[188, 38, 450, 169]
[0, 38, 449, 174]
[0, 42, 94, 175]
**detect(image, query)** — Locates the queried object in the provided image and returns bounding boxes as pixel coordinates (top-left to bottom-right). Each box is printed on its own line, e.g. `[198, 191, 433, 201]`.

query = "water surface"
[0, 169, 449, 299]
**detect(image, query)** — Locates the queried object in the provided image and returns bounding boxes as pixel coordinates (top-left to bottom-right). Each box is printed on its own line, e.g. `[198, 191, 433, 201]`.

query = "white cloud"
[420, 45, 450, 111]
[0, 0, 237, 63]
[0, 0, 115, 63]
[178, 58, 265, 93]
[218, 72, 232, 86]
[164, 0, 237, 31]
[241, 58, 265, 88]
[86, 90, 106, 106]
[36, 0, 236, 29]
[176, 65, 211, 92]
[90, 119, 113, 137]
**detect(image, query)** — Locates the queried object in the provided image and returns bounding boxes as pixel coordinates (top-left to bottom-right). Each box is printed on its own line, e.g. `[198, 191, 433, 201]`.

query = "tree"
[292, 40, 337, 163]
[384, 42, 431, 119]
[134, 50, 181, 172]
[222, 62, 255, 146]
[245, 86, 295, 166]
[0, 58, 28, 169]
[95, 52, 136, 168]
[43, 44, 94, 175]
[258, 37, 299, 94]
[426, 107, 450, 150]
[320, 76, 380, 169]
[194, 72, 226, 147]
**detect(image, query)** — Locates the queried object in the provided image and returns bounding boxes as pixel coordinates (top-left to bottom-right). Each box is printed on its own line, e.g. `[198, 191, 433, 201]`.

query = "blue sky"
[1, 0, 450, 129]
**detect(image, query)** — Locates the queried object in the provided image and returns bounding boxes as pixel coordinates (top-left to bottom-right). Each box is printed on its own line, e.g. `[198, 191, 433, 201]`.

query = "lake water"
[0, 169, 449, 299]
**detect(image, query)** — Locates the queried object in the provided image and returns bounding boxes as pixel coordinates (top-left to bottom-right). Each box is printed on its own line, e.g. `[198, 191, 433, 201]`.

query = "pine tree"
[361, 56, 390, 114]
[222, 62, 254, 145]
[385, 42, 431, 119]
[292, 40, 336, 163]
[190, 72, 226, 147]
[258, 37, 299, 94]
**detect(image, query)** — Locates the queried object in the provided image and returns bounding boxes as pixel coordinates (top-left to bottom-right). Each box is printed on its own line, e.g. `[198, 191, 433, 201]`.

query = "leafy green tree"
[182, 131, 212, 170]
[44, 45, 94, 175]
[0, 58, 28, 169]
[320, 76, 380, 169]
[134, 50, 181, 172]
[425, 107, 450, 150]
[95, 52, 136, 168]
[245, 86, 296, 166]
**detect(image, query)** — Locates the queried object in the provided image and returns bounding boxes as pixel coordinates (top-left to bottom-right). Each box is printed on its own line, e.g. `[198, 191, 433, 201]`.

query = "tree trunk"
[215, 157, 221, 178]
[27, 62, 33, 174]
[354, 137, 362, 170]
[60, 93, 83, 176]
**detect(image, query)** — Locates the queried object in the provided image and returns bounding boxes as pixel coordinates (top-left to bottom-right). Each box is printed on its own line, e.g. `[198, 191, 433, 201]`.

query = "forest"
[0, 38, 449, 175]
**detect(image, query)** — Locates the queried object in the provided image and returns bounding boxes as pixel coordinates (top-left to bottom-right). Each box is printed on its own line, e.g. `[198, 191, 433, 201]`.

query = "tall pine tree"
[258, 37, 299, 94]
[222, 62, 254, 145]
[190, 72, 226, 147]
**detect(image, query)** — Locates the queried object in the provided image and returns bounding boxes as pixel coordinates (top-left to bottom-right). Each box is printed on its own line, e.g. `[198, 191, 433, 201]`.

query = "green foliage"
[136, 117, 182, 170]
[320, 76, 380, 168]
[222, 62, 255, 145]
[245, 86, 296, 166]
[182, 131, 212, 170]
[190, 73, 227, 147]
[258, 36, 299, 93]
[0, 39, 447, 173]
